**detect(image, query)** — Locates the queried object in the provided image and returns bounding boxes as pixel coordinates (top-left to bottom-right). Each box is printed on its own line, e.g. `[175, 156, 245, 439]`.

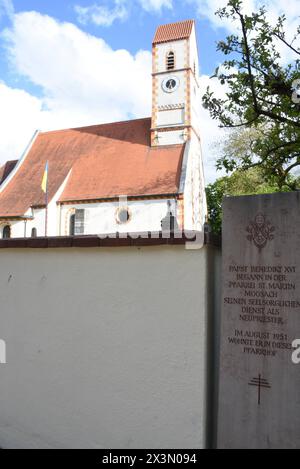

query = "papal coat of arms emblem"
[246, 213, 275, 250]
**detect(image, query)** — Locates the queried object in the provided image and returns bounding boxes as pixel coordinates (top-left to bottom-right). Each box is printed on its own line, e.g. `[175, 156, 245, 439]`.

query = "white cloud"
[0, 11, 152, 165]
[186, 0, 256, 30]
[138, 0, 173, 12]
[74, 0, 173, 26]
[0, 82, 43, 164]
[0, 9, 224, 183]
[75, 0, 128, 27]
[198, 74, 228, 183]
[188, 0, 300, 43]
[0, 0, 14, 20]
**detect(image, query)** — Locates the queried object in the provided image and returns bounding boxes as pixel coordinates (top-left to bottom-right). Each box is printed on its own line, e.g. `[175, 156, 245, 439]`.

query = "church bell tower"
[151, 20, 201, 146]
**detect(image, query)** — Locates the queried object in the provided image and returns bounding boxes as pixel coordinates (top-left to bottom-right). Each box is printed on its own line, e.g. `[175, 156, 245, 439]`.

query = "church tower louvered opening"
[166, 51, 175, 70]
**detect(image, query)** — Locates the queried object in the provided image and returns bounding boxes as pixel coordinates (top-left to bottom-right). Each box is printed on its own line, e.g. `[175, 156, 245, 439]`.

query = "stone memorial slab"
[218, 192, 300, 449]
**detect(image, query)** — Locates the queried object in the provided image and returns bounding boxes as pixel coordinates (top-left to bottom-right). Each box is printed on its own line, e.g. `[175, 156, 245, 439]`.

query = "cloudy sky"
[0, 0, 299, 182]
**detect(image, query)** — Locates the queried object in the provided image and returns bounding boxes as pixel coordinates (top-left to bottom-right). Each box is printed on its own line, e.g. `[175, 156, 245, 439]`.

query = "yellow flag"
[41, 161, 48, 193]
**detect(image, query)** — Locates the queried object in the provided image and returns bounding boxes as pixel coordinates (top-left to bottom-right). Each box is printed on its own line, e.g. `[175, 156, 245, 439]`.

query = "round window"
[117, 208, 130, 224]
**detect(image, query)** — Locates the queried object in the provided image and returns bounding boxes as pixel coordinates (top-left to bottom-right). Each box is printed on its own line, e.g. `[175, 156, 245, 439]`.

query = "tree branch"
[234, 7, 260, 114]
[219, 116, 260, 128]
[273, 32, 300, 56]
[283, 156, 300, 176]
[259, 109, 300, 128]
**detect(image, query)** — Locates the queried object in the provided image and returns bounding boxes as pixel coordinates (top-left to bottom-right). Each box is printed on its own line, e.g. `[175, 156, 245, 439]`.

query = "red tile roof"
[0, 118, 185, 217]
[0, 160, 18, 185]
[153, 20, 194, 44]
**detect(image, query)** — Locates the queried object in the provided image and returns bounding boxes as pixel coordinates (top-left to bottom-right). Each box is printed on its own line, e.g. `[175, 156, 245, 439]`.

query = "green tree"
[206, 168, 281, 235]
[203, 0, 300, 189]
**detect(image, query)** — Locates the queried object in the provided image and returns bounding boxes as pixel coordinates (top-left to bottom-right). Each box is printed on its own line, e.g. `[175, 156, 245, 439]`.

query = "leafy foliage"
[203, 0, 300, 189]
[206, 168, 283, 235]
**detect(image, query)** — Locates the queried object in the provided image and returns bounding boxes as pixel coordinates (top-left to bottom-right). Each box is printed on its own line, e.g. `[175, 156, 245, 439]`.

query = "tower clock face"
[162, 76, 180, 93]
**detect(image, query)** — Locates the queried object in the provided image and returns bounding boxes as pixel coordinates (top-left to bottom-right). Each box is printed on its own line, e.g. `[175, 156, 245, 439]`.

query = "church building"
[0, 20, 206, 238]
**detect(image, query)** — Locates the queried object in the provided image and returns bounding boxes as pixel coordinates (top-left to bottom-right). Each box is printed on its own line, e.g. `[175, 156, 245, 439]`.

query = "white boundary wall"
[0, 244, 220, 449]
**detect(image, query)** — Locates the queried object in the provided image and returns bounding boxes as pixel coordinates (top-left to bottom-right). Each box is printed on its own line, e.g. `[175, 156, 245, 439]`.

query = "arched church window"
[3, 225, 11, 239]
[69, 214, 75, 236]
[166, 51, 175, 70]
[31, 228, 37, 238]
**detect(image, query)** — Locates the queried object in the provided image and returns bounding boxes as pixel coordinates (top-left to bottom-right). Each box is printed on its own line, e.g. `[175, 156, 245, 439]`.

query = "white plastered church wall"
[60, 199, 178, 236]
[183, 133, 207, 231]
[189, 26, 201, 138]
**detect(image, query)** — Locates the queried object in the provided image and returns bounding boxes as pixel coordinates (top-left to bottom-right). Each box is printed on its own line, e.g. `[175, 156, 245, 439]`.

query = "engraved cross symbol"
[248, 374, 271, 405]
